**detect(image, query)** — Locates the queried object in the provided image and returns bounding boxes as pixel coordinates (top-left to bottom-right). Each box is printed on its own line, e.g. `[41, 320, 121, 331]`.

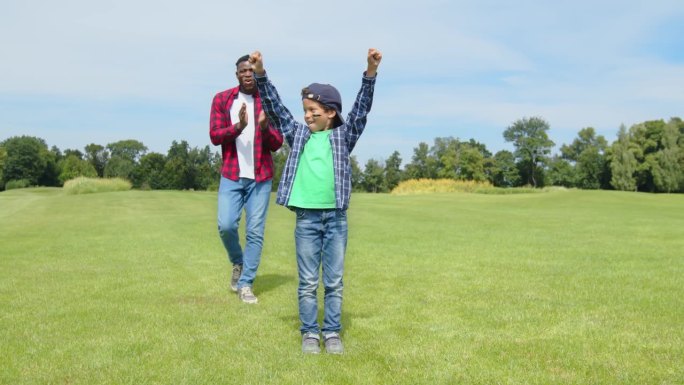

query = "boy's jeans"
[217, 177, 272, 290]
[294, 208, 348, 335]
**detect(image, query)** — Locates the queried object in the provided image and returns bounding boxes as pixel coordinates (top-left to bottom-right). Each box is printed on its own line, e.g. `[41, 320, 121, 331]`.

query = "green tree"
[102, 139, 146, 181]
[58, 155, 98, 183]
[0, 136, 50, 188]
[489, 150, 520, 187]
[384, 151, 403, 191]
[272, 144, 290, 192]
[609, 124, 638, 191]
[84, 143, 109, 177]
[545, 155, 576, 187]
[404, 142, 435, 179]
[458, 145, 486, 181]
[0, 146, 6, 186]
[362, 158, 385, 193]
[560, 127, 609, 189]
[503, 117, 555, 187]
[131, 152, 167, 189]
[190, 145, 217, 190]
[350, 155, 363, 192]
[104, 156, 135, 179]
[431, 137, 459, 179]
[106, 139, 147, 163]
[652, 119, 683, 193]
[629, 120, 665, 192]
[162, 140, 192, 189]
[63, 149, 84, 159]
[40, 146, 61, 187]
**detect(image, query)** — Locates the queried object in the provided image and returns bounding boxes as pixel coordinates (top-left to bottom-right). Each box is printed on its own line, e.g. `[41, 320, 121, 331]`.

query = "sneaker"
[237, 286, 258, 304]
[301, 332, 321, 354]
[230, 264, 242, 292]
[323, 332, 344, 354]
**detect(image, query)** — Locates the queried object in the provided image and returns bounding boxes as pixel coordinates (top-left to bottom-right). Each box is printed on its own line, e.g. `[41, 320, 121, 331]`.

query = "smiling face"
[235, 61, 255, 95]
[302, 99, 336, 132]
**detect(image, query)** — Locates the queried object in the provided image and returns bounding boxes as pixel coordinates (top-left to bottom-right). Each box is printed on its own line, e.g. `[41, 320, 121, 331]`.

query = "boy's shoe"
[323, 332, 344, 354]
[237, 286, 258, 304]
[230, 264, 242, 292]
[301, 332, 321, 354]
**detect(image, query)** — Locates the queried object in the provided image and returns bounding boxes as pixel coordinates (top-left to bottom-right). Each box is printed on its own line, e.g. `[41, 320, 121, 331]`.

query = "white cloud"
[1, 0, 683, 164]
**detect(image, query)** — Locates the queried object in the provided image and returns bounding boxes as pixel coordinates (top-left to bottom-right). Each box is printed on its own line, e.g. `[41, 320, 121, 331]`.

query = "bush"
[391, 178, 551, 195]
[391, 179, 494, 194]
[63, 177, 132, 195]
[5, 179, 31, 190]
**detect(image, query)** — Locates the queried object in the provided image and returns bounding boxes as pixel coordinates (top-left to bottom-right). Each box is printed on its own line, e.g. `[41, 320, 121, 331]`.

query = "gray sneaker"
[301, 332, 321, 354]
[237, 286, 258, 304]
[323, 332, 343, 354]
[230, 264, 242, 292]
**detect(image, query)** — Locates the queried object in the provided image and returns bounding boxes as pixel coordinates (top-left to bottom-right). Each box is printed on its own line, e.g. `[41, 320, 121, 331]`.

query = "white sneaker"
[237, 286, 258, 304]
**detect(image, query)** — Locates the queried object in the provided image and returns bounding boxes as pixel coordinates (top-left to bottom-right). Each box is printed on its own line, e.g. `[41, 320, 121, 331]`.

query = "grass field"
[1, 187, 683, 385]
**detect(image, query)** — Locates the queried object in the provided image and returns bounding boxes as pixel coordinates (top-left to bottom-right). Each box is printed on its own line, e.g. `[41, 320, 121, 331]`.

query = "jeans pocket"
[296, 208, 307, 220]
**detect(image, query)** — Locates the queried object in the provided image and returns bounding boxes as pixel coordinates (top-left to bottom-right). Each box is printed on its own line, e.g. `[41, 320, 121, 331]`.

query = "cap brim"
[334, 108, 344, 127]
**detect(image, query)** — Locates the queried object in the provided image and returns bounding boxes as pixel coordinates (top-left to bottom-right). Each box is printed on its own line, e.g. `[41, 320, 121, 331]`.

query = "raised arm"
[249, 50, 302, 146]
[344, 48, 382, 151]
[366, 48, 382, 78]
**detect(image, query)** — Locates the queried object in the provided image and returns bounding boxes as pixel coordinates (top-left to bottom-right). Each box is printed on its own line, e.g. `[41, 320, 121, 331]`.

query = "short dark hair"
[235, 55, 249, 67]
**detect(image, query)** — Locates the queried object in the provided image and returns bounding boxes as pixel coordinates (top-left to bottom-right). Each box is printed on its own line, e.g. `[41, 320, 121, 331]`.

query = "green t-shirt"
[288, 130, 336, 209]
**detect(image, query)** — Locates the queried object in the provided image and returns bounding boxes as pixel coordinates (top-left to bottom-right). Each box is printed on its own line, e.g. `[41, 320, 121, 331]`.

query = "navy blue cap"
[303, 83, 344, 127]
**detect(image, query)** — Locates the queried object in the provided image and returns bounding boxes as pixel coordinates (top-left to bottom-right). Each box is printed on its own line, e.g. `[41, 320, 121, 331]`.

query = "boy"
[249, 48, 382, 354]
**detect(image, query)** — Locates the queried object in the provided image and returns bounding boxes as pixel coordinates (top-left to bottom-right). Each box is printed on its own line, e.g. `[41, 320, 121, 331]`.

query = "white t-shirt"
[229, 92, 255, 179]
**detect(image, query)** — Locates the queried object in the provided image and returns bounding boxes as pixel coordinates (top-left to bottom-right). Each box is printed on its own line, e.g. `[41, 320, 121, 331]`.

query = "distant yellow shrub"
[63, 177, 132, 195]
[391, 179, 494, 194]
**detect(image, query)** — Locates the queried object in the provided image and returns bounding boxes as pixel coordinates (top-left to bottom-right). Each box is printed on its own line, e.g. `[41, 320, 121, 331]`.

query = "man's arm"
[258, 110, 284, 151]
[209, 92, 248, 145]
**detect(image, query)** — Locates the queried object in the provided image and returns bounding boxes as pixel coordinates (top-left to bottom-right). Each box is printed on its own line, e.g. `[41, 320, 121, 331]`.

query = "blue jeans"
[217, 177, 272, 290]
[294, 208, 348, 335]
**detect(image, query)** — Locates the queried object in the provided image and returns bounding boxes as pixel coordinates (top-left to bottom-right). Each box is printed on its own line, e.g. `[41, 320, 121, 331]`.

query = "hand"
[249, 51, 265, 75]
[366, 48, 382, 77]
[258, 110, 269, 131]
[238, 103, 248, 131]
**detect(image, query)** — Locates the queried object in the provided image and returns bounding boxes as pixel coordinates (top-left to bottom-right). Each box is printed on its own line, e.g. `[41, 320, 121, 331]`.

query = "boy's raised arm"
[249, 51, 265, 75]
[366, 48, 382, 77]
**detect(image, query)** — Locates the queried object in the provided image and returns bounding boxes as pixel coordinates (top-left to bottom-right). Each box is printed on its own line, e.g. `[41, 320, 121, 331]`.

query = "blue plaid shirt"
[255, 72, 377, 210]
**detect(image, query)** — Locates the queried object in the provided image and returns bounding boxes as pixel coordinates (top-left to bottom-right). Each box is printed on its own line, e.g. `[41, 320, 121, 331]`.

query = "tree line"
[1, 116, 682, 193]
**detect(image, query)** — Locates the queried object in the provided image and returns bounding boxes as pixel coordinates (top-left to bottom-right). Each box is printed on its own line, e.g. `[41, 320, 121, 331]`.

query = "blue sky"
[2, 0, 683, 166]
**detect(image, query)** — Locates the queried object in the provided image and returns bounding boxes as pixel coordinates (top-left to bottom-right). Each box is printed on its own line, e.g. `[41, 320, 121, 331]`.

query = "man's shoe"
[301, 332, 321, 354]
[230, 264, 242, 292]
[237, 286, 258, 304]
[323, 332, 344, 354]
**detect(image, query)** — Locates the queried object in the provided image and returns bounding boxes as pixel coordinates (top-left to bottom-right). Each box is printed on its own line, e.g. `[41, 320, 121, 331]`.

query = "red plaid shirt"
[210, 86, 283, 182]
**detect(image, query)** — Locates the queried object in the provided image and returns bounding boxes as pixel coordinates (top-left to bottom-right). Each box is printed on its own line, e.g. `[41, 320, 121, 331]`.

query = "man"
[210, 55, 284, 304]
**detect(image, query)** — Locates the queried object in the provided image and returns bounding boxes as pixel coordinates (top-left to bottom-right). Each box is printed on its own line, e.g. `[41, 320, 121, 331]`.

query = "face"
[303, 99, 336, 132]
[235, 61, 255, 94]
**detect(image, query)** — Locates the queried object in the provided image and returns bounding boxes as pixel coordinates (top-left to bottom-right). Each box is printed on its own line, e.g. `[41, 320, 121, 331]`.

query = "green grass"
[1, 188, 682, 385]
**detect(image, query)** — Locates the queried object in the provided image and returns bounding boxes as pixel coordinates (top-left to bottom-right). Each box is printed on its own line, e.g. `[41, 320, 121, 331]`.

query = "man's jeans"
[218, 177, 272, 290]
[294, 208, 347, 335]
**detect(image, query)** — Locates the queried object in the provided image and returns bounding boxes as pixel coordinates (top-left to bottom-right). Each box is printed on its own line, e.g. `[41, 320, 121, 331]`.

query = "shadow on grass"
[256, 273, 293, 294]
[278, 308, 373, 338]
